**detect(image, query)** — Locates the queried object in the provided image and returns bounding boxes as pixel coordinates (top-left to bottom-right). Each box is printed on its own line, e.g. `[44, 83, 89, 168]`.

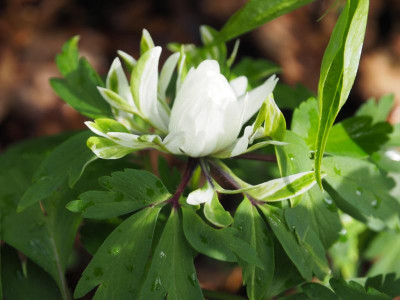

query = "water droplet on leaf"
[152, 276, 162, 291]
[334, 165, 341, 176]
[188, 273, 198, 286]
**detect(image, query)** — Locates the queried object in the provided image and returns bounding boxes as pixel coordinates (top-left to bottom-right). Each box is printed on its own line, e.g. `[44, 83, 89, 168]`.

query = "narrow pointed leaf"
[74, 207, 162, 299]
[315, 0, 369, 187]
[215, 0, 314, 43]
[259, 205, 328, 280]
[233, 198, 274, 300]
[182, 207, 263, 268]
[137, 209, 203, 300]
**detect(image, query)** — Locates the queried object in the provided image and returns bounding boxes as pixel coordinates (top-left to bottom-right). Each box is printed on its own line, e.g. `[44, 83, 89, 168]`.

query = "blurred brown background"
[1, 0, 399, 153]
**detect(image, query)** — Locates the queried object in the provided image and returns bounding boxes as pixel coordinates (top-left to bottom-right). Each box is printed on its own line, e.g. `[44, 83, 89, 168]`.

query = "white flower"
[85, 30, 283, 160]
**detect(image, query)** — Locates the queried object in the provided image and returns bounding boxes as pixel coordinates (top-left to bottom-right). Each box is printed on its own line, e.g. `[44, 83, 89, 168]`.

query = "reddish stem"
[209, 160, 262, 206]
[169, 157, 198, 209]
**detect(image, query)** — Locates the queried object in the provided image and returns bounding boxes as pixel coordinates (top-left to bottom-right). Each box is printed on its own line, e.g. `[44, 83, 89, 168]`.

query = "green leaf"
[74, 206, 162, 299]
[262, 94, 286, 141]
[292, 97, 392, 158]
[365, 273, 400, 298]
[67, 168, 171, 219]
[266, 238, 303, 298]
[274, 83, 315, 110]
[182, 207, 263, 268]
[259, 205, 328, 280]
[18, 131, 97, 212]
[325, 116, 392, 158]
[364, 231, 400, 276]
[301, 282, 337, 300]
[87, 136, 136, 159]
[215, 0, 315, 43]
[356, 94, 394, 123]
[137, 208, 203, 300]
[291, 97, 319, 149]
[233, 198, 274, 300]
[275, 131, 341, 248]
[51, 41, 112, 119]
[231, 57, 281, 88]
[329, 217, 366, 279]
[330, 278, 392, 300]
[323, 156, 400, 230]
[1, 245, 61, 300]
[199, 25, 228, 72]
[315, 0, 369, 187]
[158, 156, 181, 194]
[219, 171, 321, 202]
[0, 137, 133, 299]
[203, 191, 233, 228]
[79, 218, 121, 255]
[55, 35, 79, 77]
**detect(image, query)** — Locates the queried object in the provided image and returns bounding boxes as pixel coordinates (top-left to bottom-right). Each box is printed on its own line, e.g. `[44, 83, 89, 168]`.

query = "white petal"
[163, 131, 185, 155]
[158, 52, 180, 101]
[117, 50, 137, 71]
[85, 121, 108, 138]
[132, 46, 169, 132]
[240, 75, 278, 125]
[229, 76, 248, 97]
[106, 58, 135, 108]
[187, 184, 214, 205]
[169, 60, 241, 157]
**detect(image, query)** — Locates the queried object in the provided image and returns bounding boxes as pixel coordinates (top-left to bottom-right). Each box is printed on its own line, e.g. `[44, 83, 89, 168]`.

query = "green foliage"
[215, 0, 315, 43]
[259, 205, 329, 281]
[50, 36, 112, 119]
[315, 0, 369, 187]
[1, 245, 61, 300]
[66, 168, 170, 219]
[4, 1, 400, 299]
[231, 57, 281, 88]
[323, 156, 400, 230]
[356, 94, 394, 123]
[233, 199, 274, 300]
[18, 131, 97, 212]
[74, 207, 163, 299]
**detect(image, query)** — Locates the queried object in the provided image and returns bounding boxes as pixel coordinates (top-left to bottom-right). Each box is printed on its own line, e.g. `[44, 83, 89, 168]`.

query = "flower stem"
[199, 159, 214, 187]
[234, 153, 276, 162]
[208, 160, 261, 206]
[169, 157, 198, 209]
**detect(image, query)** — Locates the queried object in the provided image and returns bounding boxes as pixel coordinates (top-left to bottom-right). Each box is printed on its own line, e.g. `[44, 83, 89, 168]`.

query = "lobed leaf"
[323, 156, 400, 230]
[67, 168, 170, 219]
[51, 58, 112, 119]
[18, 131, 97, 212]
